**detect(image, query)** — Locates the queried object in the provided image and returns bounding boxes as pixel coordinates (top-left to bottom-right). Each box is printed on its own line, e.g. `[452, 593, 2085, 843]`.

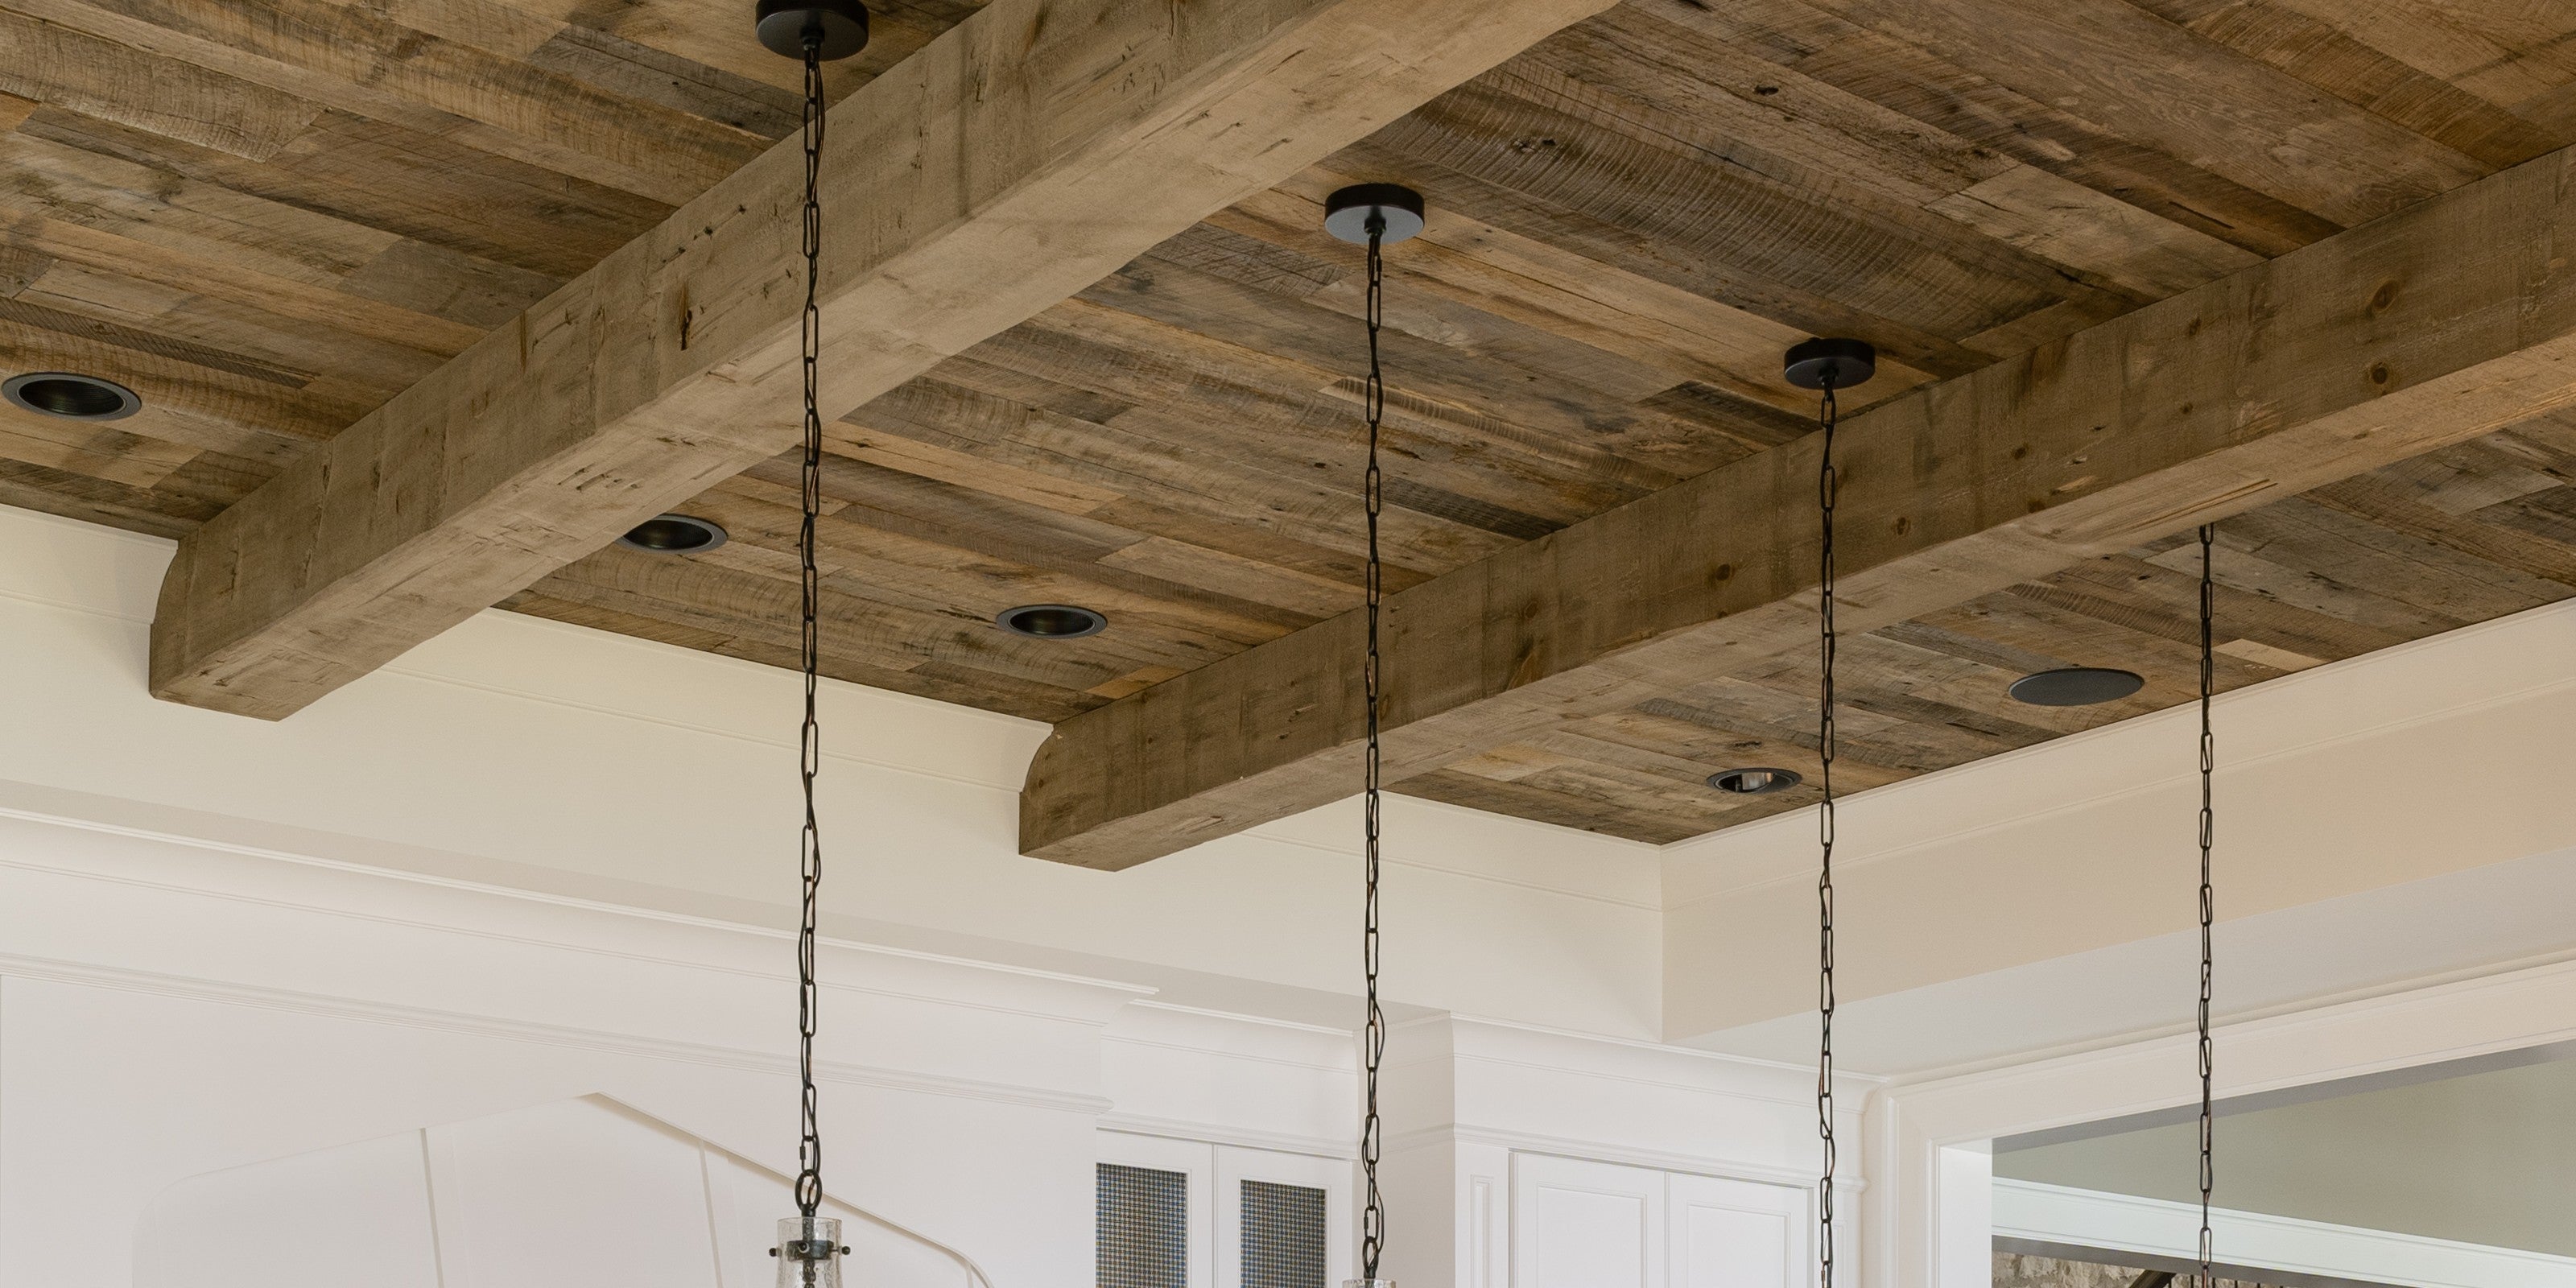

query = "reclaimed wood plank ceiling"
[6, 0, 2576, 844]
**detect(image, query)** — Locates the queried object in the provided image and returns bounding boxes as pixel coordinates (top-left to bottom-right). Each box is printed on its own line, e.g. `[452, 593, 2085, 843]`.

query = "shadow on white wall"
[135, 1094, 999, 1288]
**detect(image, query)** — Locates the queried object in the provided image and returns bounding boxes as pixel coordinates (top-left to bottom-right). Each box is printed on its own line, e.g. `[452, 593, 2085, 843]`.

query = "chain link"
[2197, 522, 2217, 1286]
[1815, 375, 1839, 1288]
[794, 35, 828, 1223]
[1360, 213, 1389, 1284]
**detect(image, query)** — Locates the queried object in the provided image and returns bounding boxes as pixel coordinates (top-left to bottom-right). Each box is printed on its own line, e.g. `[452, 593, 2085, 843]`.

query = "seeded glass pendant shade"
[774, 1216, 848, 1288]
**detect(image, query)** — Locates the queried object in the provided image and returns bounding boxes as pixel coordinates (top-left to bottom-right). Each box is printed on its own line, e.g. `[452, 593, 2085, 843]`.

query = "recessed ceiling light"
[4, 372, 139, 421]
[1708, 766, 1802, 795]
[615, 514, 728, 554]
[2008, 667, 2145, 707]
[996, 604, 1106, 638]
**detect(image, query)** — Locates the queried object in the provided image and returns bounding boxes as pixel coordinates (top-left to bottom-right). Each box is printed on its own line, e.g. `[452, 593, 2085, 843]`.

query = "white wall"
[1666, 595, 2576, 1066]
[0, 504, 1660, 1038]
[0, 504, 1800, 1288]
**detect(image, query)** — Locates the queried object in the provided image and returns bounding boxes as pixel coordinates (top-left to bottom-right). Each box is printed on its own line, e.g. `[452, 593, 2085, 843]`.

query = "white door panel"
[1511, 1156, 1666, 1288]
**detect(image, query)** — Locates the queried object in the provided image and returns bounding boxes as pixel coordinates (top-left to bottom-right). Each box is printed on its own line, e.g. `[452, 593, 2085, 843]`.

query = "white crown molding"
[0, 950, 1115, 1115]
[1993, 1179, 2576, 1288]
[0, 799, 1155, 1024]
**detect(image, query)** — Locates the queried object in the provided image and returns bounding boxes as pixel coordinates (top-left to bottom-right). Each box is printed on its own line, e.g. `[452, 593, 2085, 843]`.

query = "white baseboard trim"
[1993, 1178, 2576, 1288]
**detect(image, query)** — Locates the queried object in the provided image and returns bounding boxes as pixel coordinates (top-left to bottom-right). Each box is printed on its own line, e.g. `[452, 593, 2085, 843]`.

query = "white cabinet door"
[1666, 1173, 1806, 1288]
[1099, 1132, 1351, 1288]
[1510, 1156, 1667, 1288]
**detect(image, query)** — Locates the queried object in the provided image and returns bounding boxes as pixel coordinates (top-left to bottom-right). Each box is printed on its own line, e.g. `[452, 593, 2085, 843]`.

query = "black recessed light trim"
[616, 513, 729, 554]
[4, 372, 140, 421]
[996, 604, 1107, 639]
[2009, 666, 2146, 707]
[1708, 766, 1802, 795]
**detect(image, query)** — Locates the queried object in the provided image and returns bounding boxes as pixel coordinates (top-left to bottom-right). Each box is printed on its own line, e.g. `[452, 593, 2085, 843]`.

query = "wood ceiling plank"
[1526, 4, 2013, 208]
[1379, 74, 2090, 347]
[1255, 171, 1941, 414]
[1635, 0, 2345, 258]
[1021, 137, 2576, 868]
[2132, 0, 2566, 169]
[1794, 0, 2491, 228]
[974, 303, 1652, 532]
[0, 7, 323, 160]
[874, 365, 1510, 577]
[2257, 0, 2576, 111]
[5, 0, 729, 203]
[15, 105, 668, 281]
[0, 453, 218, 535]
[1925, 163, 2263, 300]
[147, 0, 1624, 720]
[0, 311, 337, 465]
[1063, 268, 1690, 505]
[1326, 134, 1994, 379]
[2308, 472, 2576, 587]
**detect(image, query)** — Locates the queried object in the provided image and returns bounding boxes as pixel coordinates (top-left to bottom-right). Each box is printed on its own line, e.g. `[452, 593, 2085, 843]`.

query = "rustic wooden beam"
[1022, 139, 2576, 869]
[147, 0, 1620, 719]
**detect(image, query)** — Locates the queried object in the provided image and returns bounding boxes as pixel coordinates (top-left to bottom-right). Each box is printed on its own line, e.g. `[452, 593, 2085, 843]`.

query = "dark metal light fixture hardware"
[1324, 184, 1426, 246]
[2008, 667, 2145, 707]
[1328, 180, 1423, 1288]
[616, 514, 729, 554]
[1789, 336, 1872, 1288]
[1782, 336, 1876, 394]
[995, 604, 1107, 638]
[755, 0, 868, 58]
[1707, 767, 1802, 795]
[755, 3, 869, 1283]
[3, 372, 141, 421]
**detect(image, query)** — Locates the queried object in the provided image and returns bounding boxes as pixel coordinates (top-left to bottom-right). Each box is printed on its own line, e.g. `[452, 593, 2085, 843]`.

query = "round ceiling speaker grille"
[615, 514, 729, 554]
[1707, 766, 1802, 795]
[4, 372, 140, 421]
[996, 604, 1107, 639]
[2008, 667, 2146, 707]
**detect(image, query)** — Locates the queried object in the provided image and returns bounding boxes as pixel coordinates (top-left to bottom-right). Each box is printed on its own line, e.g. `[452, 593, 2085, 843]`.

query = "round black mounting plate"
[3, 371, 140, 421]
[756, 0, 870, 60]
[2008, 667, 2145, 708]
[1783, 337, 1877, 391]
[1323, 184, 1426, 245]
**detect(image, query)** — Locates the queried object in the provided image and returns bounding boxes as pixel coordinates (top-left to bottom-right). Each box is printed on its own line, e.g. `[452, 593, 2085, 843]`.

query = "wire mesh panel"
[1098, 1163, 1190, 1288]
[1239, 1180, 1327, 1288]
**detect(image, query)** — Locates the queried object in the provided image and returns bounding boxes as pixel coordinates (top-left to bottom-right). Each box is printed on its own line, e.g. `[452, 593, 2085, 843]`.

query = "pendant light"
[2193, 522, 2218, 1286]
[1784, 336, 1874, 1288]
[754, 2, 869, 1284]
[1326, 180, 1424, 1288]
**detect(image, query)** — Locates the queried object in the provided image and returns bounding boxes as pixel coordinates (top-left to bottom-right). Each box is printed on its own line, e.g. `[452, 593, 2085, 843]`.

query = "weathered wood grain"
[147, 0, 1624, 719]
[1022, 138, 2576, 868]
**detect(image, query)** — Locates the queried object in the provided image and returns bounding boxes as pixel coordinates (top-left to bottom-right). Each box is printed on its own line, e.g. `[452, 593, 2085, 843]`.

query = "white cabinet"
[1509, 1156, 1807, 1288]
[1098, 1132, 1353, 1288]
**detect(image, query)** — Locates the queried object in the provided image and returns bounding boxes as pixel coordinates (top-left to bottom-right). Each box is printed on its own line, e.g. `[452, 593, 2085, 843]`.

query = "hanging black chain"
[2196, 522, 2217, 1286]
[1359, 213, 1389, 1285]
[1814, 375, 1840, 1287]
[793, 34, 828, 1224]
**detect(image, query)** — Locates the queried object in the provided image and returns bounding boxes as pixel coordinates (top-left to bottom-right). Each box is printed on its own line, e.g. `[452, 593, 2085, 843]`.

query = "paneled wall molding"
[1993, 1179, 2576, 1288]
[1868, 956, 2576, 1288]
[1389, 1125, 1849, 1197]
